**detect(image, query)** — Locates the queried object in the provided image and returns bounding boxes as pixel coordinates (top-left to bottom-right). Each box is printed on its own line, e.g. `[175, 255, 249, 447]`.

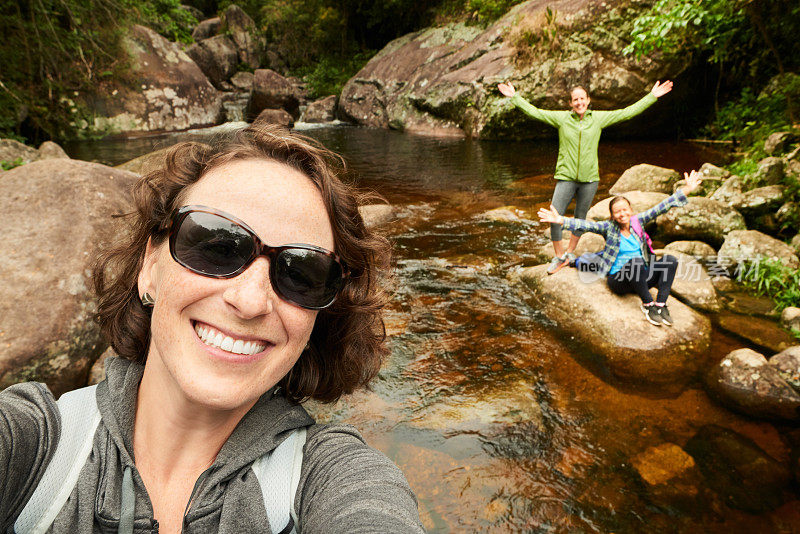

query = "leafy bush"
[129, 0, 199, 44]
[737, 257, 800, 312]
[1, 157, 24, 171]
[298, 52, 373, 99]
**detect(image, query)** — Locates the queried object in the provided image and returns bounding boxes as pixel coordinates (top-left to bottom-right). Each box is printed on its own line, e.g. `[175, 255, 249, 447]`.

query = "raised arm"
[636, 170, 700, 225]
[538, 205, 609, 236]
[498, 82, 563, 128]
[598, 80, 673, 128]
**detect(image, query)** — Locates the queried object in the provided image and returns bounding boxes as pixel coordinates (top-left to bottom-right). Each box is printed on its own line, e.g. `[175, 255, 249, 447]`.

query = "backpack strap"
[14, 385, 101, 534]
[630, 216, 654, 253]
[251, 427, 307, 534]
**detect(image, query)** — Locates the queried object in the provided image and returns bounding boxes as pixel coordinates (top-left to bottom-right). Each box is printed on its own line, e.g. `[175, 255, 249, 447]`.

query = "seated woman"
[537, 170, 702, 327]
[0, 124, 424, 533]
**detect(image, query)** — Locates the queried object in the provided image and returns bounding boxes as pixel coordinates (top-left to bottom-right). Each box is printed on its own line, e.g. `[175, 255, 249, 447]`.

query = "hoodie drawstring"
[119, 465, 135, 534]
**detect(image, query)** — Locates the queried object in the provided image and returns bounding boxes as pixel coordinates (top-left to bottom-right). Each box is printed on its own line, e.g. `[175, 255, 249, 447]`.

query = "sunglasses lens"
[173, 211, 254, 276]
[274, 248, 344, 309]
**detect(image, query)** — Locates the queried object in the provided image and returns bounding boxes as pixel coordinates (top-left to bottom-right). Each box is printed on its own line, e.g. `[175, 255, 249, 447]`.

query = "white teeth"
[194, 323, 267, 355]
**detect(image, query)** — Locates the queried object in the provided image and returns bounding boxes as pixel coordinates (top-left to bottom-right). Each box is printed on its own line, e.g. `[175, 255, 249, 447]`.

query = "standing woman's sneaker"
[657, 305, 673, 326]
[640, 303, 663, 326]
[547, 255, 569, 274]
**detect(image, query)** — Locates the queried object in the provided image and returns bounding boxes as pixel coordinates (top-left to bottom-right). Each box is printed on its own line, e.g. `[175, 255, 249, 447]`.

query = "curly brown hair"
[93, 123, 392, 403]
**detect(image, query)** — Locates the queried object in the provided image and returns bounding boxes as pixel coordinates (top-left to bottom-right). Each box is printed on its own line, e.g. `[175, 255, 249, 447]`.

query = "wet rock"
[631, 443, 701, 506]
[664, 240, 716, 259]
[706, 348, 800, 421]
[586, 191, 668, 221]
[88, 347, 116, 385]
[717, 291, 778, 318]
[191, 17, 221, 41]
[479, 205, 528, 222]
[753, 157, 785, 186]
[709, 174, 744, 206]
[230, 71, 253, 91]
[781, 308, 800, 332]
[764, 132, 797, 155]
[684, 424, 791, 513]
[717, 229, 800, 270]
[714, 313, 795, 353]
[248, 69, 300, 119]
[302, 95, 338, 123]
[340, 2, 687, 138]
[186, 34, 238, 89]
[115, 146, 171, 175]
[609, 164, 680, 195]
[222, 4, 263, 69]
[37, 141, 69, 160]
[79, 25, 221, 134]
[731, 184, 785, 215]
[771, 346, 800, 394]
[0, 160, 137, 395]
[516, 266, 710, 388]
[359, 204, 396, 228]
[0, 138, 39, 165]
[655, 197, 746, 247]
[665, 251, 720, 312]
[253, 108, 294, 128]
[221, 92, 250, 122]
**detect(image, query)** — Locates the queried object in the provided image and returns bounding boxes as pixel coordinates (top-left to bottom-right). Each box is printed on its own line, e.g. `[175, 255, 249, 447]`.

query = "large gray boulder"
[664, 251, 720, 312]
[222, 4, 263, 69]
[717, 230, 800, 270]
[609, 164, 680, 195]
[191, 17, 221, 42]
[339, 1, 690, 137]
[0, 160, 137, 395]
[0, 139, 70, 167]
[248, 69, 300, 119]
[37, 141, 69, 160]
[664, 240, 716, 258]
[302, 95, 338, 123]
[515, 265, 710, 388]
[753, 156, 785, 185]
[586, 191, 668, 221]
[764, 131, 797, 155]
[771, 346, 800, 391]
[655, 197, 746, 247]
[78, 25, 221, 134]
[706, 348, 800, 421]
[709, 174, 744, 206]
[730, 184, 785, 215]
[186, 34, 238, 89]
[781, 309, 800, 332]
[253, 108, 294, 128]
[684, 425, 791, 513]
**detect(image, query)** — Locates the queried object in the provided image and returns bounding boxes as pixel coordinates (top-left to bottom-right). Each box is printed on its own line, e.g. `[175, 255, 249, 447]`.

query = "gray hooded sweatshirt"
[0, 358, 424, 533]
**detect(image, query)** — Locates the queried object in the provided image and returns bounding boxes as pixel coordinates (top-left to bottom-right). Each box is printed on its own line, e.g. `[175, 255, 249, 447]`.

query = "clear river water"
[65, 124, 800, 532]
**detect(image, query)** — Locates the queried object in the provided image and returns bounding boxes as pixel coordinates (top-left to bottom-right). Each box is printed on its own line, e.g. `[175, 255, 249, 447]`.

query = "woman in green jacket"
[497, 80, 673, 273]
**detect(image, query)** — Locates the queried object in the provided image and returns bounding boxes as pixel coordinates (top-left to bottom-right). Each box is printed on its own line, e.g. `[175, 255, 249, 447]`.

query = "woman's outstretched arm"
[597, 80, 673, 128]
[637, 170, 701, 225]
[498, 82, 564, 128]
[538, 205, 609, 236]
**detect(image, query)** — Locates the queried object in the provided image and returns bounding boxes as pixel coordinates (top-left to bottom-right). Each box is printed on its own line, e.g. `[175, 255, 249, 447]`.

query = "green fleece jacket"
[510, 92, 658, 183]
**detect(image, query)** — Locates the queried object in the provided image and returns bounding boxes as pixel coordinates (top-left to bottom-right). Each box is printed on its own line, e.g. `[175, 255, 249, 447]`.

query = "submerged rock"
[714, 313, 795, 353]
[516, 265, 710, 388]
[684, 424, 791, 513]
[706, 348, 800, 421]
[586, 191, 668, 221]
[609, 164, 679, 195]
[0, 160, 137, 395]
[630, 443, 701, 507]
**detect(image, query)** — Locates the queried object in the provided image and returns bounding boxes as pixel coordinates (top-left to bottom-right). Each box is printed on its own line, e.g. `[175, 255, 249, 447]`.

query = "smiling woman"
[0, 125, 424, 534]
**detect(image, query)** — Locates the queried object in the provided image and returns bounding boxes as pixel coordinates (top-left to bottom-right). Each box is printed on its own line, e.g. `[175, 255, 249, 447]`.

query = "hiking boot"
[640, 304, 663, 326]
[547, 255, 568, 274]
[657, 305, 673, 326]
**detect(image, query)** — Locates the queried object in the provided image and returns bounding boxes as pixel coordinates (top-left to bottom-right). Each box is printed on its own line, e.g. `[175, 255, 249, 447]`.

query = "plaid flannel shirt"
[562, 189, 688, 276]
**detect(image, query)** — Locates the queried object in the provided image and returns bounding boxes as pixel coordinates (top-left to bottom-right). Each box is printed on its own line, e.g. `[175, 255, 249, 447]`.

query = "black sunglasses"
[165, 205, 347, 310]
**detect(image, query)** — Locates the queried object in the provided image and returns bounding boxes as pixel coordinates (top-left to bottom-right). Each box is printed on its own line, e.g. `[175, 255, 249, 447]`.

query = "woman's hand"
[498, 82, 516, 98]
[681, 169, 702, 195]
[538, 205, 563, 225]
[651, 80, 673, 98]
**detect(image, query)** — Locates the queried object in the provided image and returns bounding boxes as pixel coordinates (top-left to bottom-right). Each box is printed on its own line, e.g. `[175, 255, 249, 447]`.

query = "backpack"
[14, 385, 306, 534]
[630, 215, 655, 263]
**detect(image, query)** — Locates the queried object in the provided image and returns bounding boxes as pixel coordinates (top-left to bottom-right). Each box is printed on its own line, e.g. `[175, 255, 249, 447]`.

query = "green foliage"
[1, 157, 24, 171]
[298, 52, 373, 99]
[737, 258, 800, 312]
[435, 0, 524, 26]
[126, 0, 199, 44]
[507, 6, 561, 64]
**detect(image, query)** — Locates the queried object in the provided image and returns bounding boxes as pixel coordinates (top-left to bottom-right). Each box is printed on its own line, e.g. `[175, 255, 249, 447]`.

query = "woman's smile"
[193, 320, 270, 356]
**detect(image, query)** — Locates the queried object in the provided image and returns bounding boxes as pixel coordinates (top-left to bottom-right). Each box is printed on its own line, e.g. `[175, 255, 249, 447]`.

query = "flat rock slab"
[714, 312, 795, 353]
[517, 265, 710, 388]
